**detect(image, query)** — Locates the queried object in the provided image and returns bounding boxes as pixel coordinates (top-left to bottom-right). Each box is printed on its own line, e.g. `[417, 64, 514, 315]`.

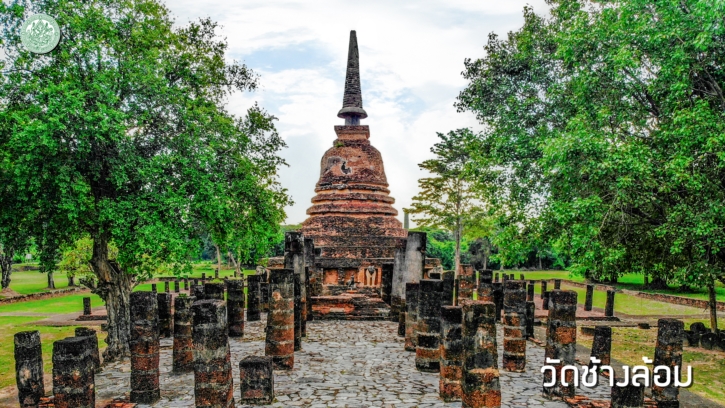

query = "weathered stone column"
[589, 326, 612, 369]
[173, 295, 195, 373]
[202, 272, 206, 281]
[416, 279, 443, 372]
[192, 299, 234, 407]
[226, 279, 245, 338]
[192, 284, 205, 300]
[527, 282, 535, 302]
[381, 263, 394, 305]
[304, 238, 317, 322]
[605, 290, 616, 317]
[404, 282, 420, 351]
[442, 271, 455, 306]
[184, 279, 189, 291]
[204, 282, 225, 301]
[174, 280, 180, 293]
[157, 292, 173, 338]
[492, 282, 503, 321]
[440, 305, 463, 402]
[525, 301, 535, 340]
[82, 297, 91, 315]
[293, 274, 302, 350]
[554, 279, 561, 290]
[130, 292, 160, 404]
[260, 281, 270, 312]
[461, 301, 500, 408]
[74, 327, 101, 372]
[585, 284, 594, 311]
[390, 243, 408, 321]
[458, 264, 476, 301]
[52, 336, 95, 408]
[542, 291, 550, 311]
[246, 275, 262, 322]
[239, 356, 274, 405]
[265, 269, 295, 370]
[477, 269, 493, 302]
[653, 318, 684, 408]
[543, 290, 577, 400]
[164, 281, 170, 293]
[398, 311, 406, 337]
[540, 280, 547, 299]
[503, 280, 526, 372]
[611, 381, 644, 408]
[284, 231, 307, 336]
[215, 268, 220, 279]
[494, 273, 499, 282]
[152, 283, 157, 293]
[14, 331, 44, 407]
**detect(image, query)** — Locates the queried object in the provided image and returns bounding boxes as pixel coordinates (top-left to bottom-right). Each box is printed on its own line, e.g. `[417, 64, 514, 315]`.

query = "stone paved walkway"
[96, 316, 612, 407]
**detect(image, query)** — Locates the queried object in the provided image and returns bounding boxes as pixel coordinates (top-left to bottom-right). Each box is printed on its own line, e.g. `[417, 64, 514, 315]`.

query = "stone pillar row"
[415, 279, 442, 372]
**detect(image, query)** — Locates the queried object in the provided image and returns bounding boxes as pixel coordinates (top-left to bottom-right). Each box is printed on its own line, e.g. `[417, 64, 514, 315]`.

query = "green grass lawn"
[1, 269, 73, 297]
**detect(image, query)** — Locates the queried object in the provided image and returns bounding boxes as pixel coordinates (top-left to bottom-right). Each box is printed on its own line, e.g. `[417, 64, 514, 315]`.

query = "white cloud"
[167, 0, 550, 224]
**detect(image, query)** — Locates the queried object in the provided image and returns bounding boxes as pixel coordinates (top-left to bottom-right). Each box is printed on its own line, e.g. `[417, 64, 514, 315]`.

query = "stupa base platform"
[311, 292, 390, 320]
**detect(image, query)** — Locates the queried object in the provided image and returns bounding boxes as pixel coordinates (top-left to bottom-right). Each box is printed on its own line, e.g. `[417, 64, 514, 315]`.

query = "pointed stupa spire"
[337, 30, 368, 125]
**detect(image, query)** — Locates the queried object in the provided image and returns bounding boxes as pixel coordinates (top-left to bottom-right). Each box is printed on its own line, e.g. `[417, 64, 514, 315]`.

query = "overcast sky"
[167, 0, 549, 225]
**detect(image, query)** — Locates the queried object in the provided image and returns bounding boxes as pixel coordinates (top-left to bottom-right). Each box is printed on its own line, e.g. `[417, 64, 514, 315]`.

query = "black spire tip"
[337, 30, 367, 124]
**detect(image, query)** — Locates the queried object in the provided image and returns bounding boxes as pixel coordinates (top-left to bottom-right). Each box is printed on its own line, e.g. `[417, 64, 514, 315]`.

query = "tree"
[0, 0, 290, 360]
[457, 0, 725, 330]
[408, 129, 483, 276]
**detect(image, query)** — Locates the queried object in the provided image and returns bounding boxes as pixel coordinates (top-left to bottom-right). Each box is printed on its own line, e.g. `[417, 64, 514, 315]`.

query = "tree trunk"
[538, 256, 543, 270]
[67, 274, 75, 287]
[454, 217, 462, 279]
[0, 252, 12, 289]
[709, 282, 719, 334]
[648, 277, 669, 290]
[215, 244, 222, 276]
[483, 255, 488, 271]
[89, 233, 133, 362]
[46, 271, 55, 289]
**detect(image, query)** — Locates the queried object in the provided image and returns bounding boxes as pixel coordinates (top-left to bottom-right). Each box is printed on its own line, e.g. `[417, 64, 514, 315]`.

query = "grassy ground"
[1, 269, 72, 297]
[508, 269, 725, 301]
[578, 321, 725, 404]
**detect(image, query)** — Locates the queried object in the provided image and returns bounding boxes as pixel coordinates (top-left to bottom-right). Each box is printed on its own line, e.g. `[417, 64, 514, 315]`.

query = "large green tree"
[0, 0, 290, 360]
[457, 0, 725, 330]
[409, 129, 483, 275]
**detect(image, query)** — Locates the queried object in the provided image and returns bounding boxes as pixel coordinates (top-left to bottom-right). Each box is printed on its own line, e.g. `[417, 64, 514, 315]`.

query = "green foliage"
[456, 0, 725, 289]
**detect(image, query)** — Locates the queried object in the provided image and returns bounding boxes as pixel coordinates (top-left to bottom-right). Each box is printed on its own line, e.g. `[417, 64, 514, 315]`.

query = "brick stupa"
[301, 30, 407, 291]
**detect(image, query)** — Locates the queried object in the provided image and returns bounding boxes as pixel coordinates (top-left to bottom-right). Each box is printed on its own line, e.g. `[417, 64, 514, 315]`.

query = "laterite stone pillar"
[525, 300, 535, 340]
[265, 269, 295, 370]
[82, 297, 91, 315]
[390, 244, 407, 322]
[457, 264, 476, 301]
[585, 284, 594, 311]
[14, 330, 44, 407]
[542, 291, 550, 311]
[605, 290, 616, 317]
[527, 282, 535, 302]
[554, 279, 561, 289]
[381, 263, 394, 305]
[173, 295, 195, 373]
[52, 337, 95, 408]
[204, 282, 225, 301]
[503, 280, 526, 372]
[441, 271, 456, 306]
[540, 280, 547, 299]
[589, 326, 612, 369]
[152, 283, 157, 293]
[260, 281, 270, 312]
[174, 280, 180, 293]
[239, 356, 274, 405]
[284, 232, 307, 336]
[440, 306, 463, 402]
[184, 279, 189, 291]
[477, 269, 493, 303]
[192, 284, 205, 300]
[543, 290, 577, 400]
[157, 292, 173, 338]
[404, 282, 420, 351]
[293, 274, 302, 351]
[74, 327, 101, 372]
[192, 299, 234, 408]
[416, 279, 443, 372]
[304, 238, 317, 323]
[461, 301, 500, 408]
[398, 311, 407, 337]
[130, 292, 160, 404]
[227, 279, 245, 338]
[492, 282, 503, 321]
[653, 318, 684, 408]
[246, 275, 262, 322]
[164, 281, 170, 293]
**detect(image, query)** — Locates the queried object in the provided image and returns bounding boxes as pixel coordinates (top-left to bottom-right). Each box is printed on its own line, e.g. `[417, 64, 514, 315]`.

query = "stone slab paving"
[95, 315, 611, 407]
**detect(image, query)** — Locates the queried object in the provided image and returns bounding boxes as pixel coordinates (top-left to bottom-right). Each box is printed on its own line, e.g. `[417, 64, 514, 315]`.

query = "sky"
[166, 0, 549, 225]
